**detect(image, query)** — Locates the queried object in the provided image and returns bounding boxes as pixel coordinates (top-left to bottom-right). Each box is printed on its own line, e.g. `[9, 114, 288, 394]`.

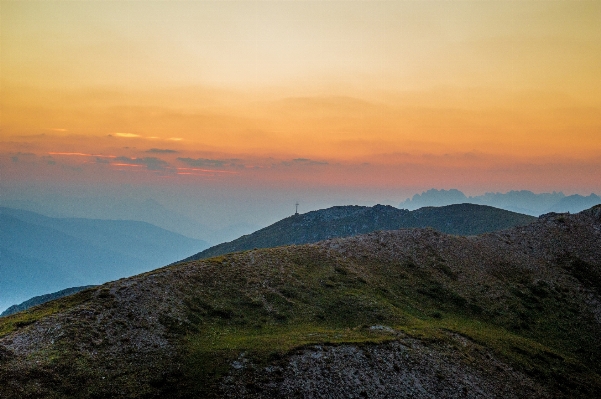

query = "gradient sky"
[1, 1, 601, 229]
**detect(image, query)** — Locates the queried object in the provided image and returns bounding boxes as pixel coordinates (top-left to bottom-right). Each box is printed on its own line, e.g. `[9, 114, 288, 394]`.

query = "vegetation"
[0, 206, 600, 398]
[1, 286, 97, 317]
[0, 289, 94, 337]
[183, 203, 536, 262]
[170, 241, 601, 397]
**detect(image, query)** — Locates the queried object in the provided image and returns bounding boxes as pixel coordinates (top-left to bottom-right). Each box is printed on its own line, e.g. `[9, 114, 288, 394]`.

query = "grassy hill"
[0, 205, 599, 398]
[184, 203, 536, 262]
[0, 286, 97, 317]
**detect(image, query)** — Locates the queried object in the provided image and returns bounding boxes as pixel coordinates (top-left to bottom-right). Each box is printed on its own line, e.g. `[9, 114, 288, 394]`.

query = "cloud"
[293, 158, 328, 165]
[10, 152, 36, 163]
[177, 157, 228, 168]
[114, 156, 169, 170]
[279, 158, 329, 167]
[113, 133, 140, 138]
[146, 148, 179, 154]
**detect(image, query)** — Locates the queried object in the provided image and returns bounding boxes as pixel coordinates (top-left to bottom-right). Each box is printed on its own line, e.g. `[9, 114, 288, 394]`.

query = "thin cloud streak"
[48, 152, 117, 158]
[113, 156, 170, 171]
[146, 148, 180, 154]
[176, 167, 238, 175]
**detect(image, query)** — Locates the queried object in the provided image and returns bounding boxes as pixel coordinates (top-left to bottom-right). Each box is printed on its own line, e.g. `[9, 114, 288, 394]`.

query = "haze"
[2, 1, 600, 235]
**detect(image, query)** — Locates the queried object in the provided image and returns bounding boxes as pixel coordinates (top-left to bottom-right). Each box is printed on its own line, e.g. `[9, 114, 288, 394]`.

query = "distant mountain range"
[0, 197, 260, 244]
[1, 205, 599, 398]
[400, 189, 600, 215]
[182, 203, 536, 262]
[0, 207, 208, 312]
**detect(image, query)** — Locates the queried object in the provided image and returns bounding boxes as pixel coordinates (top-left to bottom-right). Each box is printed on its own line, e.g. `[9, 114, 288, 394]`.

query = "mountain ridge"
[182, 203, 536, 262]
[1, 205, 599, 397]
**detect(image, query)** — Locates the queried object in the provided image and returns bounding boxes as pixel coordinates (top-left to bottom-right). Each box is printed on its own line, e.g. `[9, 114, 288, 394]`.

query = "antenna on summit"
[295, 202, 299, 215]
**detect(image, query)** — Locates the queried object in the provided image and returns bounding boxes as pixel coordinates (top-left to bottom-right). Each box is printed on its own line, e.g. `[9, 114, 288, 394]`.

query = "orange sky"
[2, 0, 601, 195]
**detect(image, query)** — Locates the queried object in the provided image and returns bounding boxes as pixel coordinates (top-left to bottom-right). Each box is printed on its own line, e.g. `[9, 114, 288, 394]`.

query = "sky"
[1, 0, 601, 231]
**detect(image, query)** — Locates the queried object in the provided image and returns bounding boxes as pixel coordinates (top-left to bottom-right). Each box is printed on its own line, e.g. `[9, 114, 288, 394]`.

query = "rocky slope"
[183, 203, 536, 262]
[0, 205, 600, 398]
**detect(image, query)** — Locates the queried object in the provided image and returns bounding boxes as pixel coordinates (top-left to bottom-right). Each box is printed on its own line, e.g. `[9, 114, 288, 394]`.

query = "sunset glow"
[2, 1, 600, 226]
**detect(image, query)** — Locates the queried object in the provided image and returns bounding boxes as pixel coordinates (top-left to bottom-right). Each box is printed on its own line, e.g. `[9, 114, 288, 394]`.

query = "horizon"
[2, 1, 601, 233]
[6, 186, 594, 314]
[1, 187, 599, 242]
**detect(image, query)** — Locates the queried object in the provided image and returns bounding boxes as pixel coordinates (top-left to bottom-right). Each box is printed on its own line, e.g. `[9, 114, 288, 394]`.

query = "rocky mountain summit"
[183, 203, 536, 262]
[0, 205, 600, 398]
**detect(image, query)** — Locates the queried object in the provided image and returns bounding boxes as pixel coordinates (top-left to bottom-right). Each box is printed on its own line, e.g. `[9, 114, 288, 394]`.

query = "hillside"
[1, 205, 599, 398]
[0, 207, 208, 311]
[0, 286, 96, 318]
[184, 203, 536, 261]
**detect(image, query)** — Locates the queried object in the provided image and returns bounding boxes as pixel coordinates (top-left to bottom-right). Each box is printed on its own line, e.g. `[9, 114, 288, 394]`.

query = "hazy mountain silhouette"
[399, 188, 468, 208]
[400, 189, 599, 215]
[545, 193, 601, 214]
[0, 198, 259, 244]
[0, 207, 208, 312]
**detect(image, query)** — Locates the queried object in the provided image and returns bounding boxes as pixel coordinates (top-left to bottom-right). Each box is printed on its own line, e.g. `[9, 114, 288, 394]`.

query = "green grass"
[0, 288, 94, 338]
[165, 248, 601, 397]
[3, 240, 601, 398]
[178, 307, 601, 397]
[181, 321, 404, 397]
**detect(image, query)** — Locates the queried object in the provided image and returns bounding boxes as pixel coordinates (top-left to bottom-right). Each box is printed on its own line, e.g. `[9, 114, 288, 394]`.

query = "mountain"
[0, 197, 260, 244]
[399, 189, 600, 216]
[1, 286, 96, 317]
[0, 207, 208, 312]
[1, 205, 599, 398]
[472, 190, 566, 215]
[545, 193, 601, 214]
[182, 203, 536, 262]
[399, 188, 468, 208]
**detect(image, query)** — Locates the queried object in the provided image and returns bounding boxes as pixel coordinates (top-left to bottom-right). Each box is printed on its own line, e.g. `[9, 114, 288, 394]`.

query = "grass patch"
[0, 289, 94, 338]
[396, 315, 601, 396]
[180, 322, 402, 397]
